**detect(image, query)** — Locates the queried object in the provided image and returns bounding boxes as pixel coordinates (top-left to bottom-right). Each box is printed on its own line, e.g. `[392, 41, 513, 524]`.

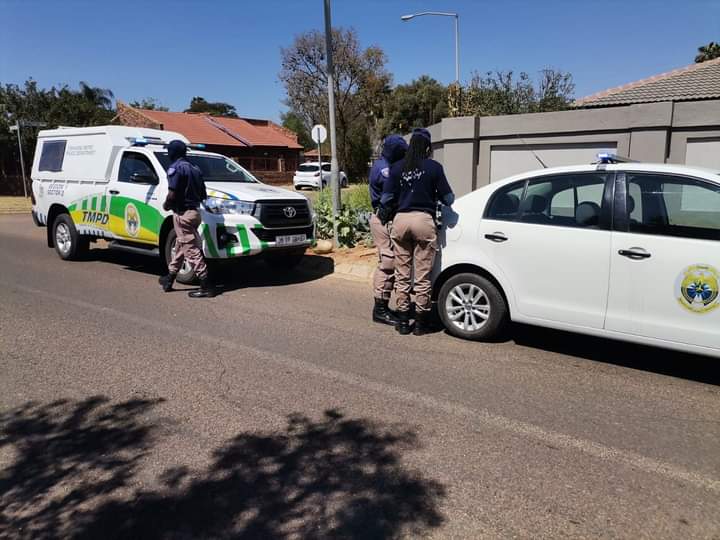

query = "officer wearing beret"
[158, 140, 215, 298]
[368, 134, 408, 325]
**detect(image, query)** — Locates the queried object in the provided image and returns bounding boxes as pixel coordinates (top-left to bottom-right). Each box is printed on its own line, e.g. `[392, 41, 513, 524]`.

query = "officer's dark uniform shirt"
[369, 156, 389, 210]
[167, 158, 207, 211]
[384, 158, 454, 215]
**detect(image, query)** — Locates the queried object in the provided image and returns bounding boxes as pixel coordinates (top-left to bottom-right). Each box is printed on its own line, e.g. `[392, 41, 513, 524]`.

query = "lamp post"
[8, 120, 46, 198]
[401, 11, 460, 84]
[324, 0, 340, 245]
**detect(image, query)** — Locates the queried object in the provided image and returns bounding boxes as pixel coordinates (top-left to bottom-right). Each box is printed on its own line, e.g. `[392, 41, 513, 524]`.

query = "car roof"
[485, 162, 720, 191]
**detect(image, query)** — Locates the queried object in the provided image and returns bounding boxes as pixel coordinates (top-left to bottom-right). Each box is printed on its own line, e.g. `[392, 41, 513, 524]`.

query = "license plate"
[276, 234, 307, 246]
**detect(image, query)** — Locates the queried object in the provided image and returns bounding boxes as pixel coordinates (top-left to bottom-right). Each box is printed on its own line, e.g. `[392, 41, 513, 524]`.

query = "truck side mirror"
[130, 172, 158, 185]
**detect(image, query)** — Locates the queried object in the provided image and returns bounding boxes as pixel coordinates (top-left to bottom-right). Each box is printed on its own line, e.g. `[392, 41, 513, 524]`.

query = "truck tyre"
[264, 248, 305, 270]
[437, 273, 509, 341]
[52, 214, 88, 261]
[164, 228, 198, 285]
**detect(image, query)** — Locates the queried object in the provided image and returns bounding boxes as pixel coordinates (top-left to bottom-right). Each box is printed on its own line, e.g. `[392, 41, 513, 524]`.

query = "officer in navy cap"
[158, 140, 215, 298]
[368, 134, 408, 325]
[380, 127, 454, 335]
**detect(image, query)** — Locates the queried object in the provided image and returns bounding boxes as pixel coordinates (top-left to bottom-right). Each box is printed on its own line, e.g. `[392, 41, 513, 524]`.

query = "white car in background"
[434, 154, 720, 358]
[293, 162, 348, 190]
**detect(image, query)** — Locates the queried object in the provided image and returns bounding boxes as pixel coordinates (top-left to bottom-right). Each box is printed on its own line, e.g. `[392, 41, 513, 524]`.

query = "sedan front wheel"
[437, 273, 508, 341]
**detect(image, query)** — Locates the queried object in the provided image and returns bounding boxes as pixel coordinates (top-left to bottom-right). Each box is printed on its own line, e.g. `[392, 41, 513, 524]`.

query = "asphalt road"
[1, 214, 719, 539]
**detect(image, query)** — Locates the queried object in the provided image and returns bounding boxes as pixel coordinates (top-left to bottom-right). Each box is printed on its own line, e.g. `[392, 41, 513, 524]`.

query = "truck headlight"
[204, 197, 255, 215]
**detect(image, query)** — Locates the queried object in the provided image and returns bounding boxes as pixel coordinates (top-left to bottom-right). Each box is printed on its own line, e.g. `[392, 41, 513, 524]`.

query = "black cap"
[167, 140, 187, 161]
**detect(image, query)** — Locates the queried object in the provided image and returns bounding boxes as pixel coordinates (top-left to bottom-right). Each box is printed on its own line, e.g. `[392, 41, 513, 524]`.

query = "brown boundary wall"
[427, 99, 720, 197]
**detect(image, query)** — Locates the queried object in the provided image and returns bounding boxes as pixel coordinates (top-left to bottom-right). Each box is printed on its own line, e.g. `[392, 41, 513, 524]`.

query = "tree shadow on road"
[1, 401, 445, 539]
[511, 323, 720, 386]
[0, 396, 165, 539]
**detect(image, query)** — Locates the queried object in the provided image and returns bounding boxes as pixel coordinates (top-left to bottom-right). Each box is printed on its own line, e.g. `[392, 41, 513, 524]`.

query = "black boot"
[188, 275, 216, 298]
[158, 273, 176, 292]
[372, 298, 400, 326]
[395, 310, 412, 335]
[413, 311, 434, 336]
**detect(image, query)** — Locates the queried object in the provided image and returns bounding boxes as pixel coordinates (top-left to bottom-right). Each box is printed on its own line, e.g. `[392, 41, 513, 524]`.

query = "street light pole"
[401, 11, 460, 84]
[324, 0, 340, 245]
[13, 122, 28, 198]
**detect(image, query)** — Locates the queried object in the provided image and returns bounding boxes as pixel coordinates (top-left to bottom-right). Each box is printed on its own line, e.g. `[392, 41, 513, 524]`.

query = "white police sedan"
[434, 154, 720, 358]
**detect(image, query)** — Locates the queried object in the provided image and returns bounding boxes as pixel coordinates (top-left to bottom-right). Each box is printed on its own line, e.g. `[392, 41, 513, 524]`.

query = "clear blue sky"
[2, 0, 718, 122]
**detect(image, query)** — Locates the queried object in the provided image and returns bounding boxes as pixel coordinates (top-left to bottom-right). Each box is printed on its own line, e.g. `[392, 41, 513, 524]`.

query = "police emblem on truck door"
[125, 203, 141, 237]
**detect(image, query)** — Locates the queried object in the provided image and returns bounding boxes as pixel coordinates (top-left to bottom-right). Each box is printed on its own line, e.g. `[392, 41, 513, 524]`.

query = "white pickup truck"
[31, 126, 314, 283]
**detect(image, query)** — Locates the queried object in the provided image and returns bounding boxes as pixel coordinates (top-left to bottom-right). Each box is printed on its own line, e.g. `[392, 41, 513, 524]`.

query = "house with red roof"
[114, 102, 303, 184]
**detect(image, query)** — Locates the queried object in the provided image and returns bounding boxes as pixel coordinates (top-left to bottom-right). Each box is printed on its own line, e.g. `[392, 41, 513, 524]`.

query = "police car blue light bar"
[129, 138, 205, 150]
[596, 152, 637, 164]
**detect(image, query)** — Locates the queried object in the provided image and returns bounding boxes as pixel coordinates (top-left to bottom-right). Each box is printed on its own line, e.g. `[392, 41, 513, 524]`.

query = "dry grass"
[0, 197, 32, 214]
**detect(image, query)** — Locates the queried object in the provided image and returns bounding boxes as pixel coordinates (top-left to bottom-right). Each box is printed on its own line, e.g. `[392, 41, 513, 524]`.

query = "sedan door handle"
[618, 248, 651, 260]
[109, 190, 120, 195]
[485, 232, 508, 243]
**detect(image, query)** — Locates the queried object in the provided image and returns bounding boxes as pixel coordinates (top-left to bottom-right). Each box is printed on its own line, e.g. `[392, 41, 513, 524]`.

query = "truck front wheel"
[53, 214, 88, 261]
[163, 229, 198, 285]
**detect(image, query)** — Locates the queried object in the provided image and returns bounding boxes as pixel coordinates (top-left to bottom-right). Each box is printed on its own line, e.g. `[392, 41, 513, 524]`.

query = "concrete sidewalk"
[0, 197, 31, 215]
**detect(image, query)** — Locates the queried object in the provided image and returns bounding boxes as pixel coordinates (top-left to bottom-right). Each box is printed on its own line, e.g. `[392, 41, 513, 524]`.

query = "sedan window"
[520, 174, 608, 229]
[626, 173, 720, 241]
[484, 182, 525, 221]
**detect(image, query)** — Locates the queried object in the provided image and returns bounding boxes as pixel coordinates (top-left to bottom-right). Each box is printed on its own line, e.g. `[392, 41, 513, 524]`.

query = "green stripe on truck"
[236, 225, 251, 255]
[201, 224, 220, 258]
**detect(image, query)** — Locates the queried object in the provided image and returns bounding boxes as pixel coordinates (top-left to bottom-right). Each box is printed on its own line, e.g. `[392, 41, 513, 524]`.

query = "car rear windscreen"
[298, 164, 319, 172]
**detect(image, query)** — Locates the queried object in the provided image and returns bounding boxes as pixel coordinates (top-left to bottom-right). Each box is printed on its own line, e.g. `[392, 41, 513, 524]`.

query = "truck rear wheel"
[53, 214, 88, 261]
[164, 229, 198, 285]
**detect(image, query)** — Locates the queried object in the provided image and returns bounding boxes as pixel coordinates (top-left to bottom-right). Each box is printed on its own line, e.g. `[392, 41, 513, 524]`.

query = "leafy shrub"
[314, 185, 374, 248]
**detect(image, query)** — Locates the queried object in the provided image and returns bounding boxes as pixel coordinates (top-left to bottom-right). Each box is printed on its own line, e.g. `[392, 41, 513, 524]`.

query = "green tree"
[129, 97, 169, 111]
[461, 69, 574, 117]
[280, 110, 313, 149]
[78, 81, 114, 109]
[695, 41, 720, 63]
[185, 96, 238, 117]
[379, 76, 448, 135]
[279, 27, 391, 179]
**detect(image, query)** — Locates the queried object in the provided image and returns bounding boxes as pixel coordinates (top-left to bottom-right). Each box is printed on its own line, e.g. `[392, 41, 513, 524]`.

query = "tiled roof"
[574, 58, 720, 108]
[137, 109, 301, 149]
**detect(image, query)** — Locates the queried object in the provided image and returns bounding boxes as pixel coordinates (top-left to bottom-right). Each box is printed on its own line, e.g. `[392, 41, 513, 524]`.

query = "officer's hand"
[163, 191, 175, 212]
[378, 205, 394, 225]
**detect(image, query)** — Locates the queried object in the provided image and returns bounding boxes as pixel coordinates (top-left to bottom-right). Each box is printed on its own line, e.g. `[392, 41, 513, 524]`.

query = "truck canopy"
[31, 125, 189, 184]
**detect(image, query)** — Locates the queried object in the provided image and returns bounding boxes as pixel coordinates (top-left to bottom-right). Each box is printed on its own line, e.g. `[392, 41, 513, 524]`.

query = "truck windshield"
[155, 153, 257, 183]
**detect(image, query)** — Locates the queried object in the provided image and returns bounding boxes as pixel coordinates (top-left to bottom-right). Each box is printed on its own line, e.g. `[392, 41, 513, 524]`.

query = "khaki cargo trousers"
[369, 213, 395, 300]
[391, 211, 438, 314]
[168, 209, 208, 280]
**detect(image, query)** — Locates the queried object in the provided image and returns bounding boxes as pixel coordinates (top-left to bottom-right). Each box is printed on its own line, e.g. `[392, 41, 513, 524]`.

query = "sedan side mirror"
[130, 172, 158, 185]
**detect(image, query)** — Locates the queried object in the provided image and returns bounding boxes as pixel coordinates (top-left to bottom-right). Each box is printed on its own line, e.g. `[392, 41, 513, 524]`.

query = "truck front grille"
[256, 200, 312, 228]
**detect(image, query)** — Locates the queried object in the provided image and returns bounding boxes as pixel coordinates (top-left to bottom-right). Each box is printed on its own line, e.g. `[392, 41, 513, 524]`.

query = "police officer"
[368, 134, 408, 325]
[158, 140, 215, 298]
[380, 128, 454, 335]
